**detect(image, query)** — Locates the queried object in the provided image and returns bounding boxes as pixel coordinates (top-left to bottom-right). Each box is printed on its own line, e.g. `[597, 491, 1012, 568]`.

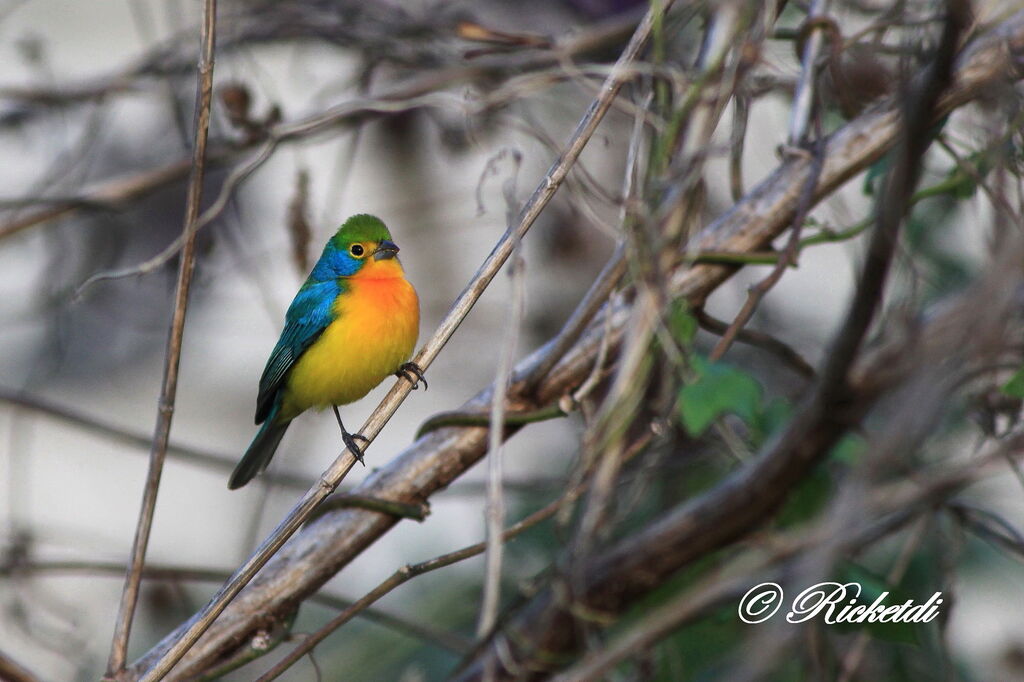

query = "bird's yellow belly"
[281, 276, 419, 419]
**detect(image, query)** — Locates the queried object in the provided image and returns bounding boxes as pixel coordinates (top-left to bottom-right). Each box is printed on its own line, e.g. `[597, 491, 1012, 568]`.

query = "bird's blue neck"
[309, 248, 360, 281]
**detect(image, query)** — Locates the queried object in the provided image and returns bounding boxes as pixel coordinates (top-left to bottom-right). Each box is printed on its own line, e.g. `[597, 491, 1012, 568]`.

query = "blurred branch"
[0, 386, 571, 495]
[708, 0, 832, 362]
[75, 137, 279, 295]
[122, 7, 1024, 678]
[0, 6, 649, 242]
[0, 650, 41, 682]
[524, 243, 626, 394]
[1, 63, 653, 281]
[306, 494, 430, 523]
[693, 156, 983, 266]
[947, 501, 1024, 562]
[127, 5, 675, 679]
[0, 2, 647, 118]
[550, 427, 1024, 682]
[415, 403, 569, 439]
[836, 517, 930, 682]
[1, 559, 464, 654]
[477, 246, 526, 639]
[0, 155, 209, 241]
[693, 308, 816, 380]
[310, 592, 473, 655]
[106, 0, 219, 677]
[707, 129, 823, 362]
[0, 387, 245, 473]
[787, 0, 831, 146]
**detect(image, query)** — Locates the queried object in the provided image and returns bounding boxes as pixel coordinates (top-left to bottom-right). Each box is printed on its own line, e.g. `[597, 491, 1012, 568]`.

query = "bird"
[228, 214, 424, 489]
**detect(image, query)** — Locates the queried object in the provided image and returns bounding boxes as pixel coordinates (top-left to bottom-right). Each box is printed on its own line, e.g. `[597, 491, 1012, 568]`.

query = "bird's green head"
[312, 214, 404, 280]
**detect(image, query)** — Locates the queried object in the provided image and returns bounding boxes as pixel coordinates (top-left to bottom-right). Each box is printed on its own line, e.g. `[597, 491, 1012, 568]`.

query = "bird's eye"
[350, 244, 365, 257]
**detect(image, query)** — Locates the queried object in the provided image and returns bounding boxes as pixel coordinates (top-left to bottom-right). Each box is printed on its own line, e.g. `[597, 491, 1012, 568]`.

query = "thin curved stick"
[76, 137, 279, 296]
[105, 0, 219, 677]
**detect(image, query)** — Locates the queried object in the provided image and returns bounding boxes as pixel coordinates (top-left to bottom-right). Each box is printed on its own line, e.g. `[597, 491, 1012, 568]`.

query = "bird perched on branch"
[229, 214, 424, 489]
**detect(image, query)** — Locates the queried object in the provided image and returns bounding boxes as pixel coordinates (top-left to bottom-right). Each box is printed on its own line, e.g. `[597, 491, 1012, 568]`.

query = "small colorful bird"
[229, 214, 424, 489]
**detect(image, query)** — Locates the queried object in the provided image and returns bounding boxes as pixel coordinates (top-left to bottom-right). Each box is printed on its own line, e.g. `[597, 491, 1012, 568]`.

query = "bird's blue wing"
[255, 279, 342, 423]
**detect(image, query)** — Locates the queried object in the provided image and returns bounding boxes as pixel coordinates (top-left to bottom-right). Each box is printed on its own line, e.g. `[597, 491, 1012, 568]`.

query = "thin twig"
[523, 243, 626, 393]
[478, 246, 526, 642]
[132, 6, 671, 679]
[708, 122, 825, 363]
[706, 0, 833, 361]
[105, 0, 218, 677]
[694, 308, 816, 379]
[2, 559, 465, 654]
[76, 136, 279, 296]
[788, 0, 831, 146]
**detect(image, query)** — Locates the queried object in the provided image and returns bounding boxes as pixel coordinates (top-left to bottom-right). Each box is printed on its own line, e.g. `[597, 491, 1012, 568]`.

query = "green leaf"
[668, 301, 698, 346]
[829, 433, 867, 464]
[749, 397, 792, 448]
[945, 167, 977, 199]
[1002, 367, 1024, 398]
[678, 357, 762, 436]
[775, 463, 832, 528]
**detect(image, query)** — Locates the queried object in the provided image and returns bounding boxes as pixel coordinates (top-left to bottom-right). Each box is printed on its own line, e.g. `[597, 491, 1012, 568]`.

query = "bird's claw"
[343, 431, 369, 466]
[396, 362, 428, 391]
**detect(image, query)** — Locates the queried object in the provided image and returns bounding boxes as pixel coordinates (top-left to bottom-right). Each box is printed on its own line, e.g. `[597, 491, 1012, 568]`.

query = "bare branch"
[0, 650, 42, 682]
[105, 0, 219, 676]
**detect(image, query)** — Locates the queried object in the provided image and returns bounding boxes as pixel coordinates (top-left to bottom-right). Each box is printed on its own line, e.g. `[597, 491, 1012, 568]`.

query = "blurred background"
[1, 1, 1023, 680]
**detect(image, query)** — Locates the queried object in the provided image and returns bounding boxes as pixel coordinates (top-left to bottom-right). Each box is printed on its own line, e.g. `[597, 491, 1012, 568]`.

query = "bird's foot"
[343, 431, 370, 466]
[396, 362, 428, 391]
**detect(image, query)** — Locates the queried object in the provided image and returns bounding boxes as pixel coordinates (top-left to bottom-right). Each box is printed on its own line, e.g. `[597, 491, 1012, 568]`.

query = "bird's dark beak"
[373, 240, 400, 261]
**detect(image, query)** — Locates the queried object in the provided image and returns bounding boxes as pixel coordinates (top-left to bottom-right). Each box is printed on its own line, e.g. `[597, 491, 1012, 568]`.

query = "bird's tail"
[229, 408, 290, 489]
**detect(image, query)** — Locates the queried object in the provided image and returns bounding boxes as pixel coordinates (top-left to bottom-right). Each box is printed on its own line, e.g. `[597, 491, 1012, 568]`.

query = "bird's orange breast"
[281, 261, 419, 419]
